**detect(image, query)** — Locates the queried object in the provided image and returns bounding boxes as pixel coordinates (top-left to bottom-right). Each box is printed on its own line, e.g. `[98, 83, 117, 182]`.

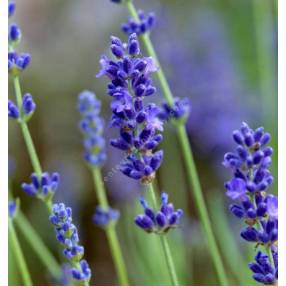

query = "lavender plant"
[78, 91, 130, 286]
[8, 3, 91, 284]
[97, 32, 181, 286]
[109, 1, 228, 285]
[223, 122, 278, 285]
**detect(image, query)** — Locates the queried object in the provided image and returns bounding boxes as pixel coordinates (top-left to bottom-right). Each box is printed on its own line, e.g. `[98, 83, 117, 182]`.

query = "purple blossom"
[249, 250, 278, 285]
[8, 100, 19, 119]
[78, 91, 106, 167]
[267, 195, 278, 219]
[9, 1, 16, 18]
[22, 93, 36, 116]
[92, 206, 120, 226]
[97, 33, 164, 183]
[223, 123, 278, 284]
[121, 10, 156, 36]
[49, 203, 91, 283]
[8, 51, 31, 75]
[135, 193, 183, 234]
[9, 23, 21, 43]
[21, 172, 60, 201]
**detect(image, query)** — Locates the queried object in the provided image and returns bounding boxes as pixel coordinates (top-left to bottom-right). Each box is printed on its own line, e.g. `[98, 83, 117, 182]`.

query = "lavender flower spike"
[97, 33, 164, 183]
[49, 203, 91, 283]
[92, 206, 120, 227]
[121, 10, 156, 36]
[223, 122, 278, 285]
[21, 172, 60, 201]
[135, 192, 183, 234]
[78, 90, 106, 167]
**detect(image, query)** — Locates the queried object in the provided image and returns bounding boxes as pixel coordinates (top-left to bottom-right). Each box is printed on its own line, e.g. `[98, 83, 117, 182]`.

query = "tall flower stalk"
[223, 123, 278, 285]
[111, 1, 229, 285]
[97, 32, 181, 286]
[78, 91, 130, 286]
[8, 201, 33, 286]
[8, 3, 92, 284]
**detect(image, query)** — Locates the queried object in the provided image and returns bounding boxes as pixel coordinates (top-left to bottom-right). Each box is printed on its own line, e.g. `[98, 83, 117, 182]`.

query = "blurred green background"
[9, 0, 277, 285]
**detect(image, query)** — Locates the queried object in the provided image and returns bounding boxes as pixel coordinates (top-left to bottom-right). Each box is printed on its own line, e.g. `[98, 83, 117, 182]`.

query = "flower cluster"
[9, 1, 16, 18]
[92, 206, 120, 226]
[223, 123, 278, 285]
[135, 193, 183, 234]
[78, 90, 106, 167]
[249, 247, 278, 285]
[49, 203, 91, 283]
[8, 93, 36, 121]
[97, 33, 164, 183]
[121, 10, 156, 36]
[21, 172, 60, 201]
[159, 97, 191, 124]
[8, 2, 31, 75]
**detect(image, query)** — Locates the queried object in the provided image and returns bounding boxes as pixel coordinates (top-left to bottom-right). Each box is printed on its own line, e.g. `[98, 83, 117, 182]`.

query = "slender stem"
[125, 3, 228, 285]
[9, 219, 33, 286]
[12, 75, 55, 215]
[15, 210, 61, 279]
[147, 183, 180, 286]
[13, 76, 42, 176]
[91, 168, 130, 286]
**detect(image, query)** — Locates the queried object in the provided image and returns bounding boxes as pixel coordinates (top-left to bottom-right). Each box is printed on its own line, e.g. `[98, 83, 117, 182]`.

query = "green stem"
[252, 0, 277, 194]
[13, 76, 42, 176]
[12, 75, 55, 215]
[9, 219, 33, 286]
[15, 210, 61, 279]
[147, 183, 180, 286]
[125, 3, 228, 285]
[92, 168, 130, 286]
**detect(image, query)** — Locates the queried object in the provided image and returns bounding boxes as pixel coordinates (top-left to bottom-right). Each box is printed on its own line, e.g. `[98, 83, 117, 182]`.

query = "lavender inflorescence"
[135, 193, 183, 234]
[8, 93, 36, 121]
[49, 203, 91, 283]
[121, 10, 156, 36]
[21, 172, 60, 201]
[223, 122, 278, 285]
[159, 97, 191, 124]
[92, 206, 120, 227]
[97, 33, 164, 183]
[78, 90, 106, 167]
[9, 1, 16, 18]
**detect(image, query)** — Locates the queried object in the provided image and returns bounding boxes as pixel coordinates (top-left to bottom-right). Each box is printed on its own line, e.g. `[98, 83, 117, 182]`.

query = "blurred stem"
[15, 210, 62, 279]
[147, 183, 180, 286]
[125, 2, 229, 285]
[91, 168, 130, 286]
[9, 219, 33, 286]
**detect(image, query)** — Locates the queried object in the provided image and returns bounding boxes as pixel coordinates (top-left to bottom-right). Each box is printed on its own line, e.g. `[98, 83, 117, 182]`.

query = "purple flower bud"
[8, 100, 19, 118]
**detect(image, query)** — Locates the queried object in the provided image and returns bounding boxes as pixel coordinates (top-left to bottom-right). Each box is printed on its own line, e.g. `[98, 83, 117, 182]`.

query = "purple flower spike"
[9, 23, 21, 43]
[78, 91, 106, 167]
[9, 1, 16, 18]
[8, 100, 19, 119]
[97, 33, 163, 183]
[135, 193, 183, 234]
[22, 93, 36, 116]
[50, 203, 91, 283]
[223, 123, 278, 285]
[21, 172, 60, 201]
[121, 10, 156, 36]
[92, 206, 120, 226]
